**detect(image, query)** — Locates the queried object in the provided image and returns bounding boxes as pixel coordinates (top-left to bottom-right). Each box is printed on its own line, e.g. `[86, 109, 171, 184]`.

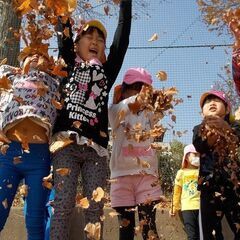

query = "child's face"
[202, 96, 228, 118]
[75, 29, 105, 62]
[187, 152, 200, 167]
[23, 54, 49, 70]
[121, 82, 144, 100]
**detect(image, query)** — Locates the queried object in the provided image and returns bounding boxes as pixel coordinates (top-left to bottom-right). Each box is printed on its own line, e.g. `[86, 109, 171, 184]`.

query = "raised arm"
[104, 0, 132, 87]
[56, 18, 75, 67]
[232, 49, 240, 95]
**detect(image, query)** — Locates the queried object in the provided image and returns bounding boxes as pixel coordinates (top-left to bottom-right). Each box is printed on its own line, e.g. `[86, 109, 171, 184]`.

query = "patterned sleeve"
[232, 48, 240, 96]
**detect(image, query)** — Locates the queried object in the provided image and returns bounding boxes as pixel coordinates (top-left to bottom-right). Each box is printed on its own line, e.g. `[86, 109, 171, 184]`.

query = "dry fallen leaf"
[49, 139, 73, 153]
[109, 211, 120, 218]
[156, 71, 167, 81]
[99, 131, 107, 138]
[13, 156, 22, 165]
[76, 197, 90, 209]
[19, 184, 28, 197]
[56, 168, 71, 176]
[0, 76, 12, 90]
[0, 144, 9, 155]
[84, 222, 101, 240]
[148, 33, 158, 42]
[92, 187, 105, 202]
[42, 181, 53, 189]
[2, 198, 8, 209]
[72, 121, 81, 129]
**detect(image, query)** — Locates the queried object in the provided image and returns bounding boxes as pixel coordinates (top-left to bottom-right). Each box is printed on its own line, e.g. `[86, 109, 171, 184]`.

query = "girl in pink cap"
[170, 144, 200, 240]
[50, 1, 132, 239]
[109, 67, 162, 240]
[193, 90, 240, 240]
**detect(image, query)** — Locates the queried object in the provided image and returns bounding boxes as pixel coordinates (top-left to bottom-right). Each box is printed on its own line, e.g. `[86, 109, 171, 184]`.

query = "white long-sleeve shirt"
[109, 96, 159, 179]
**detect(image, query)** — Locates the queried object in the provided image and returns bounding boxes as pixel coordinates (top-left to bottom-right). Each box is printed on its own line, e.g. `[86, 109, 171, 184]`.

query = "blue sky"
[47, 0, 234, 144]
[100, 0, 234, 144]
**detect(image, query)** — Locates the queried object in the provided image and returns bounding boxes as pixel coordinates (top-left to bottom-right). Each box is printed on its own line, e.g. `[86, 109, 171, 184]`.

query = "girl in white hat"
[170, 144, 200, 240]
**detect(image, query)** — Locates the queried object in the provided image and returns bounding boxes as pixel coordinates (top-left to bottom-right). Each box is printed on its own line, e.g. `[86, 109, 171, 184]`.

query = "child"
[109, 67, 162, 240]
[192, 90, 240, 240]
[0, 53, 59, 240]
[49, 1, 132, 240]
[170, 144, 200, 240]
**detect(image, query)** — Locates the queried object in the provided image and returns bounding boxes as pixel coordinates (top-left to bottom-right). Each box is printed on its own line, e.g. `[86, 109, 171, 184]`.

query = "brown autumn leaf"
[121, 218, 130, 227]
[6, 184, 12, 189]
[84, 222, 101, 240]
[35, 81, 49, 96]
[104, 5, 110, 15]
[56, 168, 71, 176]
[42, 180, 53, 189]
[148, 33, 158, 42]
[19, 184, 28, 197]
[15, 0, 38, 15]
[92, 187, 105, 202]
[0, 58, 7, 66]
[76, 197, 90, 209]
[72, 121, 81, 129]
[0, 76, 12, 90]
[50, 139, 73, 153]
[2, 198, 8, 209]
[156, 71, 167, 81]
[109, 211, 120, 218]
[13, 96, 25, 105]
[99, 131, 107, 138]
[13, 156, 22, 165]
[51, 98, 63, 110]
[51, 65, 68, 77]
[0, 144, 9, 155]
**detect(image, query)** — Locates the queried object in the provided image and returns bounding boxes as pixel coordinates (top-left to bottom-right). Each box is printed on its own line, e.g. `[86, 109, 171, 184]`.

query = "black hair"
[75, 26, 105, 43]
[121, 82, 144, 93]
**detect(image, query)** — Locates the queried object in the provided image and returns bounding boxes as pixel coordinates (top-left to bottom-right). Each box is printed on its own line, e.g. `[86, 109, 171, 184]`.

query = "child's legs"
[81, 149, 108, 239]
[23, 143, 50, 240]
[135, 175, 162, 240]
[199, 191, 216, 240]
[114, 206, 136, 240]
[138, 200, 160, 240]
[50, 145, 80, 240]
[110, 176, 137, 240]
[0, 160, 21, 231]
[181, 210, 199, 240]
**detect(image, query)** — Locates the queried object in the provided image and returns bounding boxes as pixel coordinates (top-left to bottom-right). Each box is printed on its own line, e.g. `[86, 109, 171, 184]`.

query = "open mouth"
[89, 49, 98, 55]
[209, 107, 217, 111]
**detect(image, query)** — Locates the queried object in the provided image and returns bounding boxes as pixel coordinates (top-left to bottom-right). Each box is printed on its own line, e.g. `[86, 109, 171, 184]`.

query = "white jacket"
[109, 96, 159, 178]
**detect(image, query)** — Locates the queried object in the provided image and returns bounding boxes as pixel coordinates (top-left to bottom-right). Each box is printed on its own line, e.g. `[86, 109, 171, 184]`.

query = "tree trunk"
[0, 1, 21, 67]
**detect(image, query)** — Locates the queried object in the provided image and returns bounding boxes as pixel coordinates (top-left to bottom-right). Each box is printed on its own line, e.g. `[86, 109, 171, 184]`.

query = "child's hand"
[169, 208, 176, 217]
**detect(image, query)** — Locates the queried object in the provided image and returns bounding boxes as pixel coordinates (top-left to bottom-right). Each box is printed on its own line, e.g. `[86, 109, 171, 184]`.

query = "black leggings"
[114, 200, 160, 240]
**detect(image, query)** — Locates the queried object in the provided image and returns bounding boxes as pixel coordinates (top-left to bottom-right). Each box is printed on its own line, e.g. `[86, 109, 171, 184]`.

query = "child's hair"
[200, 90, 231, 122]
[113, 67, 153, 104]
[182, 144, 198, 168]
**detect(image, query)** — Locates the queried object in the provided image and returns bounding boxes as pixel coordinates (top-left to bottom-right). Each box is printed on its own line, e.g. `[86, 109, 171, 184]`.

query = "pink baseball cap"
[200, 90, 231, 110]
[122, 68, 153, 86]
[182, 144, 198, 168]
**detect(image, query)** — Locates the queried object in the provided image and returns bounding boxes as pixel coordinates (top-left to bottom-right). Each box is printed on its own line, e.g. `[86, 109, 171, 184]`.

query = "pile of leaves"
[199, 115, 239, 162]
[125, 85, 181, 144]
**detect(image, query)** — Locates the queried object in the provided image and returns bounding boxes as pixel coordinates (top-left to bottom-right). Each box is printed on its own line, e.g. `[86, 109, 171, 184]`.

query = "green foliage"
[158, 140, 185, 195]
